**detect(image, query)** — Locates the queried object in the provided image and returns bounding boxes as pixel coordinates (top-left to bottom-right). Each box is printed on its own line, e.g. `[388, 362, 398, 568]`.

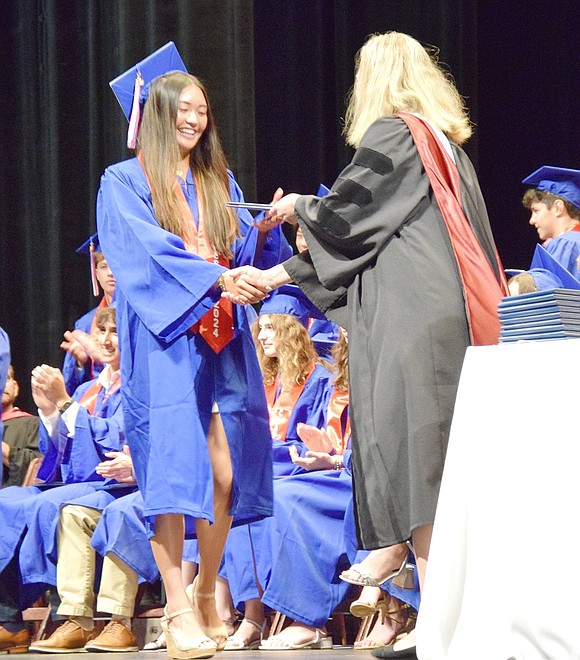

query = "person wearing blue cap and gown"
[522, 166, 580, 281]
[0, 308, 125, 653]
[294, 186, 340, 358]
[96, 42, 290, 660]
[219, 285, 331, 648]
[61, 235, 116, 395]
[227, 32, 507, 659]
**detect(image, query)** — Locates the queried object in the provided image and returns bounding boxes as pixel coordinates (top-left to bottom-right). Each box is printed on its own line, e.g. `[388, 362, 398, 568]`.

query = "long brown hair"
[252, 314, 319, 388]
[138, 71, 239, 257]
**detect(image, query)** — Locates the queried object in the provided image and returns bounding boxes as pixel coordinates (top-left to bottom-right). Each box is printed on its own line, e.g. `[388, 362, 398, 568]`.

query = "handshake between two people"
[220, 189, 299, 305]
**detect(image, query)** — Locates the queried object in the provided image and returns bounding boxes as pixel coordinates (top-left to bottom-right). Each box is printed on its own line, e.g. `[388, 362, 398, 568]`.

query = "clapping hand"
[95, 445, 135, 484]
[289, 445, 337, 471]
[60, 331, 89, 368]
[31, 364, 68, 414]
[296, 423, 335, 454]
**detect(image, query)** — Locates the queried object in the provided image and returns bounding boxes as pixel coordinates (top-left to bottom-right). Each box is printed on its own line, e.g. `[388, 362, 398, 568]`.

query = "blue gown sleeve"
[37, 383, 125, 484]
[229, 172, 292, 269]
[545, 234, 580, 281]
[97, 162, 226, 344]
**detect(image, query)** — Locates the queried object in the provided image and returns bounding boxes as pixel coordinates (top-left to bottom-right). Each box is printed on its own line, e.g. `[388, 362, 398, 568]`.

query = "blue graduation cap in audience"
[109, 41, 188, 147]
[259, 285, 326, 328]
[75, 233, 101, 296]
[522, 166, 580, 210]
[317, 183, 330, 197]
[529, 243, 580, 290]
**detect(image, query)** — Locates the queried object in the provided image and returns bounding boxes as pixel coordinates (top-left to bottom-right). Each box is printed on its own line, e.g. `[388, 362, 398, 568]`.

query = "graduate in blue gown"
[222, 287, 332, 650]
[522, 166, 580, 281]
[96, 43, 289, 659]
[61, 235, 115, 395]
[0, 308, 125, 642]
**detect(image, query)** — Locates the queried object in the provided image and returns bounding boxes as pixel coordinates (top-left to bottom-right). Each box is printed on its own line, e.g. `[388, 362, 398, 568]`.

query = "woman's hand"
[220, 266, 272, 305]
[253, 187, 285, 233]
[265, 192, 300, 226]
[222, 264, 293, 305]
[289, 445, 339, 471]
[297, 423, 335, 454]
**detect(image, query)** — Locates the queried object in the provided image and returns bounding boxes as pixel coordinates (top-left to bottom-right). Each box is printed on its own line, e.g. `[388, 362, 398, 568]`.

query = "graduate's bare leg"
[150, 514, 209, 648]
[411, 523, 433, 592]
[194, 412, 233, 638]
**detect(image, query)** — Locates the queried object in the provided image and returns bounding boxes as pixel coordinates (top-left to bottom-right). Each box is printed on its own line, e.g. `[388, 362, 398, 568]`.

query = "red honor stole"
[397, 112, 508, 346]
[325, 389, 350, 454]
[176, 176, 234, 354]
[264, 369, 313, 441]
[1, 408, 35, 422]
[77, 369, 121, 416]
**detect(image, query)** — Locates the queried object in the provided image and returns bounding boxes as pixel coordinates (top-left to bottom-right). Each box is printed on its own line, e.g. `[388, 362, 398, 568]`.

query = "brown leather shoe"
[84, 620, 139, 652]
[28, 620, 97, 653]
[0, 625, 30, 653]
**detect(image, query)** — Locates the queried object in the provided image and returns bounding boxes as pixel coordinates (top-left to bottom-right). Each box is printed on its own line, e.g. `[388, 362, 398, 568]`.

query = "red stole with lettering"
[264, 368, 314, 441]
[177, 176, 234, 353]
[397, 112, 508, 346]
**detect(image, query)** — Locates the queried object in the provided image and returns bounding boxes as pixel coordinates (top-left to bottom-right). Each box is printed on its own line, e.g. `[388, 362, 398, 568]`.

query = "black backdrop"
[1, 0, 579, 409]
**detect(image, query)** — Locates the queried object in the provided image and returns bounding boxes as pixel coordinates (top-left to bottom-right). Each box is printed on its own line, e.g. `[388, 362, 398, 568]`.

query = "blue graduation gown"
[222, 363, 332, 608]
[270, 363, 332, 478]
[90, 490, 160, 584]
[97, 158, 290, 536]
[0, 381, 124, 578]
[61, 305, 106, 396]
[308, 319, 340, 358]
[542, 231, 580, 281]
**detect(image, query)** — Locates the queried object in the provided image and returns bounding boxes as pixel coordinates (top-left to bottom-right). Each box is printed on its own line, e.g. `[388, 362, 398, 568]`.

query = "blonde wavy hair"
[344, 32, 473, 147]
[331, 330, 349, 392]
[138, 72, 239, 258]
[252, 314, 319, 388]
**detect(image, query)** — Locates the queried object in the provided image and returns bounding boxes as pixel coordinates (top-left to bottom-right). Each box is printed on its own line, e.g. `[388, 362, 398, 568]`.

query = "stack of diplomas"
[498, 289, 580, 343]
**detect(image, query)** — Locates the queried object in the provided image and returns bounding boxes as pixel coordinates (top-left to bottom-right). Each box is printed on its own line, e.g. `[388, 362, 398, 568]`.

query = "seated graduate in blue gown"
[0, 307, 125, 651]
[96, 42, 290, 659]
[522, 166, 580, 281]
[221, 286, 332, 650]
[61, 234, 115, 395]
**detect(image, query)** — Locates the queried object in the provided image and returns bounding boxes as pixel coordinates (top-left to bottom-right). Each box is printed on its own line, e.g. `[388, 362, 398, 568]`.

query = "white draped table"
[417, 339, 580, 660]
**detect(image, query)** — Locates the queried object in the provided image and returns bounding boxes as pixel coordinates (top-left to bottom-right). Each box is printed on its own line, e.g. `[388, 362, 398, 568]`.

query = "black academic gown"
[285, 115, 503, 549]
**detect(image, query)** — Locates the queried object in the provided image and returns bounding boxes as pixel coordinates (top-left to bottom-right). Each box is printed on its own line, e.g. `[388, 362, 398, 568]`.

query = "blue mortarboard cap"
[317, 183, 330, 197]
[75, 232, 100, 255]
[75, 233, 100, 296]
[110, 42, 187, 121]
[259, 285, 326, 327]
[109, 42, 187, 148]
[522, 165, 580, 210]
[529, 243, 580, 290]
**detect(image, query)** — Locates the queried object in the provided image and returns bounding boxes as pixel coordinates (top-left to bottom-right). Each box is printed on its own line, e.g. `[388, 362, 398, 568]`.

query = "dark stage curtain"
[1, 0, 578, 409]
[0, 0, 255, 408]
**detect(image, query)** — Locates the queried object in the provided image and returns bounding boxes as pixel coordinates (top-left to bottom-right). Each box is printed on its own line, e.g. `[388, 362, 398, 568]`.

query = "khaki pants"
[56, 504, 139, 618]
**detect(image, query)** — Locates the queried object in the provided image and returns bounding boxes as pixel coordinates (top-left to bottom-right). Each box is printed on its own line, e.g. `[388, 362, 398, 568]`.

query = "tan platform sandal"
[160, 606, 217, 660]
